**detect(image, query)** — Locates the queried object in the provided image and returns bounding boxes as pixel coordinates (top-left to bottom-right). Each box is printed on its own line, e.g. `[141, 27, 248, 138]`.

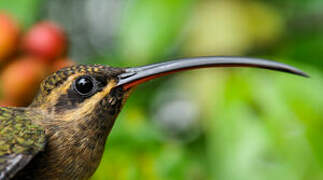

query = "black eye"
[73, 76, 96, 96]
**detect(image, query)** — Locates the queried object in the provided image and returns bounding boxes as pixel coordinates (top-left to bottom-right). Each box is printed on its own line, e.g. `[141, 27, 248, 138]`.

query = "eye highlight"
[73, 75, 96, 96]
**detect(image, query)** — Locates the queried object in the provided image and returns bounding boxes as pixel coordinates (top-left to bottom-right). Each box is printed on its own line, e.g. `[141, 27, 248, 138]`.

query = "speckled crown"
[40, 65, 124, 96]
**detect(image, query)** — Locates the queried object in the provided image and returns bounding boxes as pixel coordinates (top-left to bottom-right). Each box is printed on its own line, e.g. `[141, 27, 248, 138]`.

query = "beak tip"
[290, 69, 309, 78]
[301, 73, 310, 78]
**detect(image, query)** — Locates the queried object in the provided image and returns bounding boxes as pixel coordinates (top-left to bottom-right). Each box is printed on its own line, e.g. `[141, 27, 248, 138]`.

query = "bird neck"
[24, 87, 132, 179]
[26, 100, 123, 179]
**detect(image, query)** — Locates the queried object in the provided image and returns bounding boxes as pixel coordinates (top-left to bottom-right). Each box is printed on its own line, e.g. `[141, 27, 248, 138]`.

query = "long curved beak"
[116, 56, 308, 89]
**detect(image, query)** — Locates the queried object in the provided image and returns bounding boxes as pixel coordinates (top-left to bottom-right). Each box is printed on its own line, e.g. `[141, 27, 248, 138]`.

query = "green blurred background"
[1, 0, 323, 179]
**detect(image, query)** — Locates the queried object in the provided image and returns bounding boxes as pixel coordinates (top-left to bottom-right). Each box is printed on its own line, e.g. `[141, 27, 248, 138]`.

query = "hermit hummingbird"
[0, 56, 307, 180]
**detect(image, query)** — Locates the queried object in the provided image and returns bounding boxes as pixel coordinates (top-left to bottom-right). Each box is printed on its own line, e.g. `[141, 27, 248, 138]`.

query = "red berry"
[22, 21, 67, 62]
[0, 13, 20, 61]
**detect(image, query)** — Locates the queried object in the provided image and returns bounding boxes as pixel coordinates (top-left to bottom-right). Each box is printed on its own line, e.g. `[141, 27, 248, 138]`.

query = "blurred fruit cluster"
[0, 12, 75, 107]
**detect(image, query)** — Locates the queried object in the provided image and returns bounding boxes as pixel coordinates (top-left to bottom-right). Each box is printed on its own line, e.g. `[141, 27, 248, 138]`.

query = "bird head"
[29, 57, 307, 129]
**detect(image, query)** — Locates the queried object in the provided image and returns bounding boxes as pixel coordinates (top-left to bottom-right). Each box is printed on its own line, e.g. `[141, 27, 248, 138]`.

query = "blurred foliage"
[0, 0, 42, 28]
[1, 0, 323, 179]
[119, 0, 194, 64]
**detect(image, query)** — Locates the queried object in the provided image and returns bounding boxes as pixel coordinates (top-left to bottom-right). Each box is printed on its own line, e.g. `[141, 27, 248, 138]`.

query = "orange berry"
[51, 57, 76, 72]
[0, 13, 20, 61]
[0, 56, 48, 105]
[0, 99, 19, 107]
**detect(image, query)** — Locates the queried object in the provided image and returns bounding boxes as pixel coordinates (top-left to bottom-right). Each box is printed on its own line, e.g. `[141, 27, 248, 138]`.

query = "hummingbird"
[0, 57, 307, 180]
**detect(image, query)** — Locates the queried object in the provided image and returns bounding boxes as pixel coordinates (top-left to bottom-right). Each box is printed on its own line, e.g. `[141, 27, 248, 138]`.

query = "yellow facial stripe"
[39, 73, 82, 110]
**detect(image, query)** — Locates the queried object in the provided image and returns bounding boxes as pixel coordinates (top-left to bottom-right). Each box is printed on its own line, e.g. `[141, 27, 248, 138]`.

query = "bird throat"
[15, 87, 130, 180]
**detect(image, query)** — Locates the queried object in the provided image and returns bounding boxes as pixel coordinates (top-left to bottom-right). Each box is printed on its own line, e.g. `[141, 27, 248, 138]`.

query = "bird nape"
[0, 56, 307, 180]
